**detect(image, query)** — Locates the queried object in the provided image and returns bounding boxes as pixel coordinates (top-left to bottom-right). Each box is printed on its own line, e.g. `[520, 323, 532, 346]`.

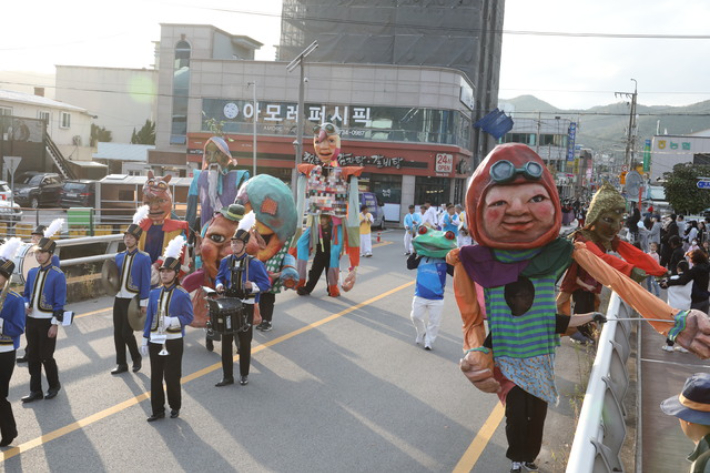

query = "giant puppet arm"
[572, 242, 710, 358]
[447, 248, 501, 394]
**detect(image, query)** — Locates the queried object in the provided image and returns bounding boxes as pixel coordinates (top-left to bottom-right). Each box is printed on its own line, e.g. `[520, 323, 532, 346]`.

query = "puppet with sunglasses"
[292, 123, 362, 297]
[447, 143, 710, 470]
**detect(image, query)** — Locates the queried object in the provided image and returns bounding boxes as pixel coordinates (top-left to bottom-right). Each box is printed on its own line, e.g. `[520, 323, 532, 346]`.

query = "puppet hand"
[459, 350, 500, 393]
[630, 267, 647, 283]
[592, 312, 607, 325]
[672, 309, 710, 359]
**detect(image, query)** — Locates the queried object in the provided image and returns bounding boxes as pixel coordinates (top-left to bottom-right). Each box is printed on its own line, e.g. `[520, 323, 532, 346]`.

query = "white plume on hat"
[0, 237, 21, 261]
[238, 210, 256, 232]
[44, 218, 64, 238]
[162, 235, 185, 261]
[132, 205, 150, 225]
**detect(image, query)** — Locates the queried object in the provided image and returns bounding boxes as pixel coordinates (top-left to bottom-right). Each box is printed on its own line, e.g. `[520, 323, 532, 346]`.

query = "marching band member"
[214, 226, 270, 387]
[0, 239, 25, 447]
[141, 236, 193, 422]
[111, 206, 151, 375]
[21, 220, 67, 403]
[16, 224, 60, 365]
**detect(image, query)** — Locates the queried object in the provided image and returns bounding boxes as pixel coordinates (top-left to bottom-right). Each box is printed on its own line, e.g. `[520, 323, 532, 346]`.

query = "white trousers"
[410, 296, 445, 346]
[361, 233, 372, 255]
[404, 231, 414, 253]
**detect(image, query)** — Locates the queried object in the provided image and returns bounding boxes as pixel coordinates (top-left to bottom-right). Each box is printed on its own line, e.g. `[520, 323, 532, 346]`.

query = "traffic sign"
[697, 180, 710, 189]
[3, 156, 21, 178]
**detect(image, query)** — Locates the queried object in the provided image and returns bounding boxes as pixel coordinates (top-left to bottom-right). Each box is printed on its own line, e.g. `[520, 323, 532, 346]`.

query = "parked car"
[60, 180, 96, 208]
[0, 201, 23, 227]
[13, 172, 64, 208]
[0, 181, 12, 202]
[360, 192, 385, 230]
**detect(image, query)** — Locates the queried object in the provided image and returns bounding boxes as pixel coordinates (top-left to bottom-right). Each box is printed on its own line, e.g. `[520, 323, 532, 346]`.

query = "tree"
[90, 124, 113, 147]
[131, 119, 156, 145]
[662, 163, 710, 214]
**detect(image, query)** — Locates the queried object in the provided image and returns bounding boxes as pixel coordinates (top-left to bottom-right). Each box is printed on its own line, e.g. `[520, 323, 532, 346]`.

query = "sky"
[2, 0, 709, 110]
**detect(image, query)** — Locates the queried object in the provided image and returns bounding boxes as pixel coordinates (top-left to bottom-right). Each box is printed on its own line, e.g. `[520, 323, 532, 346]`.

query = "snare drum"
[206, 297, 246, 335]
[11, 242, 39, 284]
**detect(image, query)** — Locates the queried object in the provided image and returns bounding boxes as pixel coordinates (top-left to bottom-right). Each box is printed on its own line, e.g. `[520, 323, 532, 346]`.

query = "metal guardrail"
[55, 233, 123, 266]
[567, 292, 634, 473]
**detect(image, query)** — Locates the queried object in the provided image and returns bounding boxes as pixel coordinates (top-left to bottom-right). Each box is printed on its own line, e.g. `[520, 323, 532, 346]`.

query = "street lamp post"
[286, 41, 318, 165]
[247, 81, 257, 177]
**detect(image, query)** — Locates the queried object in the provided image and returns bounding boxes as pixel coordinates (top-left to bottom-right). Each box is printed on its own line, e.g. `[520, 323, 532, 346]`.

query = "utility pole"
[286, 41, 318, 166]
[616, 79, 638, 171]
[247, 81, 257, 177]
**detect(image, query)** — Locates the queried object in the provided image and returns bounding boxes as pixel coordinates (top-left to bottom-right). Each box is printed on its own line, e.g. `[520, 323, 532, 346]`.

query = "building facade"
[153, 23, 475, 221]
[650, 132, 710, 183]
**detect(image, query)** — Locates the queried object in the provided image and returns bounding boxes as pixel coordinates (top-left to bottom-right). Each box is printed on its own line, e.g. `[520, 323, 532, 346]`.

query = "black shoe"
[16, 354, 27, 364]
[170, 409, 180, 419]
[0, 432, 17, 447]
[522, 461, 539, 471]
[111, 364, 129, 375]
[206, 339, 214, 352]
[132, 360, 142, 373]
[46, 384, 61, 400]
[147, 412, 165, 422]
[21, 391, 43, 403]
[240, 376, 249, 386]
[296, 287, 310, 296]
[215, 377, 234, 387]
[260, 321, 273, 332]
[424, 344, 432, 351]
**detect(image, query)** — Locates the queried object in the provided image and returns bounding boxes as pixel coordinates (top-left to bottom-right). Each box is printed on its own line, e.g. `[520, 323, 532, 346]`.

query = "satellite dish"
[625, 171, 643, 201]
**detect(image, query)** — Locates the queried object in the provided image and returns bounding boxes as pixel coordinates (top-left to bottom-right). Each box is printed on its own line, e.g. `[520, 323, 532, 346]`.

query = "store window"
[414, 176, 450, 207]
[171, 40, 191, 145]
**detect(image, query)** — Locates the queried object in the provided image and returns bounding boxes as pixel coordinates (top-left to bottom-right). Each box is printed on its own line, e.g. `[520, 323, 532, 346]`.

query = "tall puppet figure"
[140, 172, 190, 283]
[293, 123, 361, 297]
[186, 136, 250, 233]
[557, 182, 667, 343]
[447, 143, 710, 471]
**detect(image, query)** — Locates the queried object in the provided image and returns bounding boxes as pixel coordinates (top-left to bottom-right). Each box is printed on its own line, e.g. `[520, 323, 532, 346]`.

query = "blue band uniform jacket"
[215, 254, 271, 304]
[0, 291, 26, 352]
[23, 265, 66, 321]
[143, 284, 194, 342]
[116, 249, 151, 306]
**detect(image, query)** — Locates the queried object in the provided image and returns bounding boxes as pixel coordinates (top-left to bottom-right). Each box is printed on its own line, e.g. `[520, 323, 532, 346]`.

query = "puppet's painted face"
[142, 173, 173, 225]
[482, 182, 555, 244]
[200, 214, 240, 280]
[313, 128, 340, 164]
[202, 139, 235, 172]
[593, 209, 625, 242]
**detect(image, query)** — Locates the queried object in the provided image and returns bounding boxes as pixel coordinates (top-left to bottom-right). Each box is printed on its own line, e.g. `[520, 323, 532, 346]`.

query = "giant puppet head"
[466, 143, 561, 250]
[199, 204, 245, 280]
[142, 171, 174, 225]
[236, 174, 298, 262]
[313, 123, 341, 165]
[582, 182, 627, 248]
[202, 136, 237, 172]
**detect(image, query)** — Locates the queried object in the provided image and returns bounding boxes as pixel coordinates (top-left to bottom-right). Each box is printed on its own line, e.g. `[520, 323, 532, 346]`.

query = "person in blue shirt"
[21, 237, 66, 403]
[214, 228, 270, 387]
[441, 204, 460, 236]
[111, 223, 151, 375]
[0, 247, 25, 447]
[403, 205, 422, 256]
[141, 238, 194, 422]
[406, 227, 456, 351]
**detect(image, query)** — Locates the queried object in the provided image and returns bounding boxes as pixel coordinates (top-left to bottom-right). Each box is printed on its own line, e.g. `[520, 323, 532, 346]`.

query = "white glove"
[0, 318, 4, 333]
[140, 338, 149, 357]
[164, 316, 180, 329]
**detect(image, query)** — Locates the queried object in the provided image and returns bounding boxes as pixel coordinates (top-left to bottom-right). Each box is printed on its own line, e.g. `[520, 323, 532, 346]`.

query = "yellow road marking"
[75, 306, 112, 319]
[452, 402, 505, 473]
[2, 280, 415, 462]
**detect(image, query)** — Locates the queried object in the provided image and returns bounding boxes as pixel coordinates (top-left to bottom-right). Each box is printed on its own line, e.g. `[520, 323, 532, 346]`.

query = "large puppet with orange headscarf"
[447, 143, 710, 468]
[292, 123, 362, 297]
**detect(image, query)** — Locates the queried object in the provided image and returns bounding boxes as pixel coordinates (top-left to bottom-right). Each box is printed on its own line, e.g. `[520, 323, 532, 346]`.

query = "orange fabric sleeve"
[446, 248, 487, 351]
[616, 240, 668, 276]
[583, 240, 634, 276]
[340, 166, 364, 179]
[572, 243, 676, 335]
[296, 163, 316, 175]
